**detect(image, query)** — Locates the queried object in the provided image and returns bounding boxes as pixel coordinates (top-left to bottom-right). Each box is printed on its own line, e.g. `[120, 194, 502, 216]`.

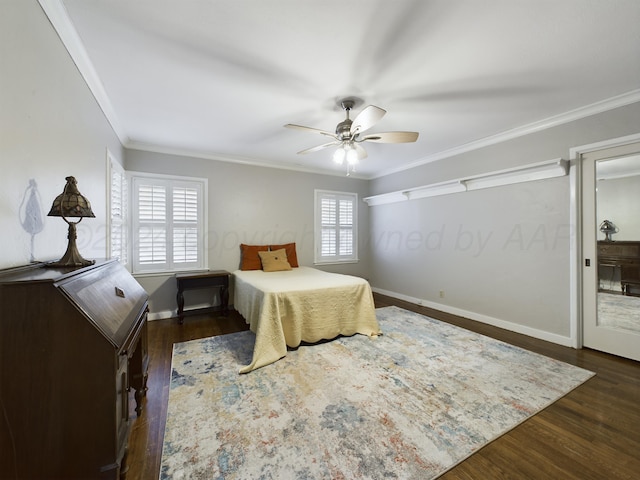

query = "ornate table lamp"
[47, 176, 96, 267]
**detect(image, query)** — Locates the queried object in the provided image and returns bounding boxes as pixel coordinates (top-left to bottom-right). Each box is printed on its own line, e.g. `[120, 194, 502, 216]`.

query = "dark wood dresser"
[0, 259, 149, 479]
[598, 241, 640, 295]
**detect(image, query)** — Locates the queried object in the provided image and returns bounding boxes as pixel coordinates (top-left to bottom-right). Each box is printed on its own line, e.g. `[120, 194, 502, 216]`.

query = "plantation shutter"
[338, 198, 354, 256]
[321, 196, 337, 256]
[315, 190, 358, 264]
[108, 154, 128, 266]
[131, 175, 206, 273]
[172, 186, 199, 263]
[137, 183, 167, 266]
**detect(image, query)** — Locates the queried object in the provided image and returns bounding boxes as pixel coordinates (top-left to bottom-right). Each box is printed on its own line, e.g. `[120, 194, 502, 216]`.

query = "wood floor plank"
[123, 294, 640, 480]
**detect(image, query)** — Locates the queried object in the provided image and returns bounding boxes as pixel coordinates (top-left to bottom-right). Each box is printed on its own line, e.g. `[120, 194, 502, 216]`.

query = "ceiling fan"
[284, 98, 419, 175]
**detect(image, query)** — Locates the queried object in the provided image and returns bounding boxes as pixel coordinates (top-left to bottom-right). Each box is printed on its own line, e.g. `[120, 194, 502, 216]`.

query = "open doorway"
[579, 140, 640, 361]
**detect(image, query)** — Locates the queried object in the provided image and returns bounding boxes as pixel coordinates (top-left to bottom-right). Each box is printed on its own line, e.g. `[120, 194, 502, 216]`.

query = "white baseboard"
[372, 287, 574, 348]
[147, 309, 175, 321]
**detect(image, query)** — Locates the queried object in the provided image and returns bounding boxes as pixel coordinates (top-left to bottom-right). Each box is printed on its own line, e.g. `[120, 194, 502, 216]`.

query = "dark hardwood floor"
[125, 294, 640, 480]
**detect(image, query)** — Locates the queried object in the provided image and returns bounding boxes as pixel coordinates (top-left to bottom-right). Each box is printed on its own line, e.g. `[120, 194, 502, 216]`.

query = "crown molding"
[373, 89, 640, 179]
[125, 141, 367, 179]
[38, 0, 129, 144]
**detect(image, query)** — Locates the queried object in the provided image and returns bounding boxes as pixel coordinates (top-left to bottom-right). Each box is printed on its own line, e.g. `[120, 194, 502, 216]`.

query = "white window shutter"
[137, 183, 167, 266]
[315, 190, 358, 264]
[131, 175, 207, 273]
[108, 153, 128, 266]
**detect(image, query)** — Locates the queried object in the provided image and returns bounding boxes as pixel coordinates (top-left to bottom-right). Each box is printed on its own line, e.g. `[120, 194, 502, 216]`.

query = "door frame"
[569, 132, 640, 349]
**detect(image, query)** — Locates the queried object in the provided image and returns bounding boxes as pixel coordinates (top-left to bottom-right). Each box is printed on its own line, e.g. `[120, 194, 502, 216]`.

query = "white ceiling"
[48, 0, 640, 179]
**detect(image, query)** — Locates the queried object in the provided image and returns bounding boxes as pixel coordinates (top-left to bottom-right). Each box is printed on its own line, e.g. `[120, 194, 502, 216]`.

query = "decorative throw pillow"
[258, 248, 292, 272]
[269, 242, 299, 267]
[240, 244, 269, 271]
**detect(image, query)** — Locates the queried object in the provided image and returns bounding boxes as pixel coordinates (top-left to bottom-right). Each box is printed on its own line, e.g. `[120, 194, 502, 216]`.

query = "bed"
[233, 266, 381, 373]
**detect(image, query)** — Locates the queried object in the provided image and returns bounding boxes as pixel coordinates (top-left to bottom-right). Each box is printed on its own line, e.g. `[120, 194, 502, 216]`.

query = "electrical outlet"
[439, 290, 445, 298]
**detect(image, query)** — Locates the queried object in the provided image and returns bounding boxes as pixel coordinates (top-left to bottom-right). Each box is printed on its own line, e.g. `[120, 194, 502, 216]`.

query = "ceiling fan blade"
[284, 124, 337, 139]
[297, 141, 341, 155]
[359, 131, 419, 143]
[350, 105, 386, 135]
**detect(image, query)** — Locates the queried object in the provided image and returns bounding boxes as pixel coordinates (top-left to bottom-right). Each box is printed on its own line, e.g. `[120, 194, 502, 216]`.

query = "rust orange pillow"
[240, 244, 269, 270]
[269, 242, 299, 267]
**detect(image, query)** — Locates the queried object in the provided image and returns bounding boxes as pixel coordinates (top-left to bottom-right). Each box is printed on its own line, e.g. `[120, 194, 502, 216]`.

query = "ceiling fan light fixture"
[346, 147, 359, 165]
[333, 147, 346, 164]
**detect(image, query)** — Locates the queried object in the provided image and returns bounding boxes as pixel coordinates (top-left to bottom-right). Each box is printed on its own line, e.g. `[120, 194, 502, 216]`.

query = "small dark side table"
[175, 270, 230, 324]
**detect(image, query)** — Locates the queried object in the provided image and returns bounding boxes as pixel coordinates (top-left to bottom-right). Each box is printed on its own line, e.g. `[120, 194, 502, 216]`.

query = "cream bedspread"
[233, 267, 381, 373]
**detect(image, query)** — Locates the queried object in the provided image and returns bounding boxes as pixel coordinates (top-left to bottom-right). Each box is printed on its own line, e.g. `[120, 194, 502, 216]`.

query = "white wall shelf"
[363, 158, 568, 206]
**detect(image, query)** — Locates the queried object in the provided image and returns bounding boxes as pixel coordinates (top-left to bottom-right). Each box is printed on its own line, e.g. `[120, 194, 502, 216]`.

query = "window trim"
[314, 189, 359, 265]
[129, 171, 208, 274]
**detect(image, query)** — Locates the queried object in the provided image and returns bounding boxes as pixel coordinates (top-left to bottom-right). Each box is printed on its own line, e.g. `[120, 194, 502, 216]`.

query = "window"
[131, 173, 207, 273]
[107, 151, 128, 266]
[314, 189, 358, 264]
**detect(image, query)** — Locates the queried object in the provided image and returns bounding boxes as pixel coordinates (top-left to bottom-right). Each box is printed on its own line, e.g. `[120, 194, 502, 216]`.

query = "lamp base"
[46, 222, 95, 268]
[47, 255, 95, 269]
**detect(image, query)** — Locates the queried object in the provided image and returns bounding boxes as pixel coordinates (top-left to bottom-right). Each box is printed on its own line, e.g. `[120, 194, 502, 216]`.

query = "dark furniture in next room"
[598, 241, 640, 296]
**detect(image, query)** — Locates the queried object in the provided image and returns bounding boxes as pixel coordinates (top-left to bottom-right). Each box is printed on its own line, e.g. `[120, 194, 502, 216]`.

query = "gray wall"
[597, 174, 640, 241]
[125, 149, 371, 318]
[368, 102, 640, 343]
[0, 0, 123, 269]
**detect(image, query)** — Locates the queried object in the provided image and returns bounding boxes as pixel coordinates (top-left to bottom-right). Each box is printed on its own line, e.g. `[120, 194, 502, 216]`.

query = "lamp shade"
[46, 176, 95, 268]
[48, 176, 95, 219]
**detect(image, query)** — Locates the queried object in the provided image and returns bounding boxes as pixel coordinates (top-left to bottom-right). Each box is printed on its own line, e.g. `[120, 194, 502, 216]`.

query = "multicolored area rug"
[160, 306, 594, 479]
[598, 292, 640, 333]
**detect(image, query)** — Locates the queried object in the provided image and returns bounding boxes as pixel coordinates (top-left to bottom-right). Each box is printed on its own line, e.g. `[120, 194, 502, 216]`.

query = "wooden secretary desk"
[0, 259, 149, 479]
[598, 241, 640, 295]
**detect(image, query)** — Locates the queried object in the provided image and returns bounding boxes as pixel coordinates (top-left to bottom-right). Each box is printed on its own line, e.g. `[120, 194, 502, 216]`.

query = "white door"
[582, 142, 640, 362]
